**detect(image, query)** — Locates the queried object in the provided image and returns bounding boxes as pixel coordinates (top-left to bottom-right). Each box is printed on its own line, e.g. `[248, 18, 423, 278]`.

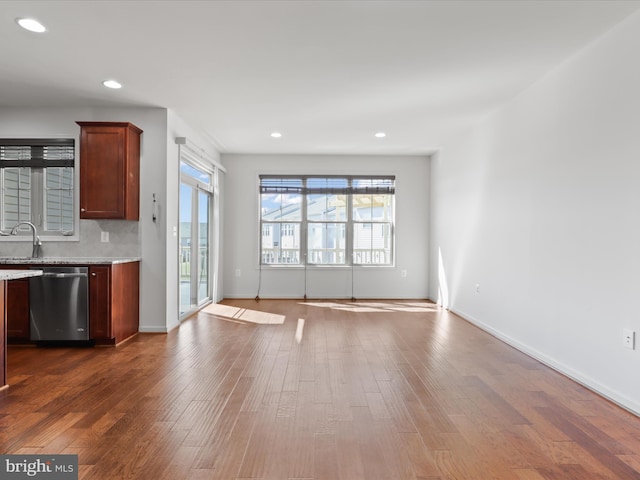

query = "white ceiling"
[1, 1, 639, 155]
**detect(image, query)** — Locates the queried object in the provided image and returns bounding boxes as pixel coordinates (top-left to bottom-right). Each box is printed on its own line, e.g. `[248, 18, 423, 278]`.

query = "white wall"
[222, 154, 429, 299]
[430, 11, 640, 414]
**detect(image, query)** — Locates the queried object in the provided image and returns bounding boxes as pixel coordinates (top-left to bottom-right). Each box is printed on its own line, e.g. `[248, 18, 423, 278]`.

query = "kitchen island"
[1, 269, 43, 389]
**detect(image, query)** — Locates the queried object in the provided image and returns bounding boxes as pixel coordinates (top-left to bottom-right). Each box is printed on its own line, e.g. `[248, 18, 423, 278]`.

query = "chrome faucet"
[10, 221, 42, 258]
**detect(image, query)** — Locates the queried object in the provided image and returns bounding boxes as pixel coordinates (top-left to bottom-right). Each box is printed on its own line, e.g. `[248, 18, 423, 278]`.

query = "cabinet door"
[1, 281, 6, 387]
[79, 125, 126, 218]
[77, 122, 142, 220]
[111, 262, 140, 344]
[0, 266, 30, 343]
[89, 266, 112, 342]
[6, 279, 29, 341]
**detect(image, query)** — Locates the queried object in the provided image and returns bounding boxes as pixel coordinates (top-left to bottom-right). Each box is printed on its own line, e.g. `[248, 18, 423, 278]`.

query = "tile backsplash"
[0, 219, 140, 258]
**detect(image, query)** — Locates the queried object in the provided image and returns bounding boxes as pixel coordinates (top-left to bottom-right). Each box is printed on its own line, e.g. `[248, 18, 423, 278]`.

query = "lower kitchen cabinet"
[1, 281, 6, 387]
[90, 262, 140, 345]
[0, 267, 30, 343]
[89, 266, 111, 342]
[6, 279, 29, 342]
[3, 262, 139, 346]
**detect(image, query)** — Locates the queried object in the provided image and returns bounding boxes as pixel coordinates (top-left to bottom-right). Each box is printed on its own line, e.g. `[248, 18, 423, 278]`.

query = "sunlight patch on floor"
[295, 318, 305, 343]
[333, 306, 390, 313]
[299, 301, 439, 313]
[202, 303, 286, 324]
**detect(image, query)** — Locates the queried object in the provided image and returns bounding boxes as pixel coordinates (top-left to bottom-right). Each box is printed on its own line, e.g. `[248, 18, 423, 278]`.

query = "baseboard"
[138, 326, 169, 333]
[450, 306, 640, 418]
[223, 293, 305, 299]
[223, 294, 431, 300]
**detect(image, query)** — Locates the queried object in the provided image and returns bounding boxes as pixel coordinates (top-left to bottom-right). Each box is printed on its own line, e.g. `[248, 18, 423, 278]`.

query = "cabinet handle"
[91, 273, 96, 277]
[81, 208, 86, 212]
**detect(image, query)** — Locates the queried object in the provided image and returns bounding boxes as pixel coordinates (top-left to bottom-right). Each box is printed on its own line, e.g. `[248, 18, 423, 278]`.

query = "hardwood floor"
[2, 299, 640, 479]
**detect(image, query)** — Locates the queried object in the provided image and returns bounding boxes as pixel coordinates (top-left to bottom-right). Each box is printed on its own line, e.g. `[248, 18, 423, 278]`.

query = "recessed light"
[102, 80, 122, 89]
[270, 132, 282, 138]
[16, 18, 46, 33]
[374, 132, 386, 138]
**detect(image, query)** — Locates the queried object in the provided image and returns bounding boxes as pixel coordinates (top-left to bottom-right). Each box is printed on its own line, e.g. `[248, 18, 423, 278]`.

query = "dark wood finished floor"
[2, 299, 640, 479]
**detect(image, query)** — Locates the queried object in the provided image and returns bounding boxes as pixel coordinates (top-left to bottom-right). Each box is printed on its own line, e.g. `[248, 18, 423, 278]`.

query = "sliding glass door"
[197, 190, 209, 304]
[179, 161, 213, 317]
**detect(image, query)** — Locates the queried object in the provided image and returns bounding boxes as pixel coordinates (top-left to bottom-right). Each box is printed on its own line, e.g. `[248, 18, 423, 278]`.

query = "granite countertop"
[0, 257, 141, 265]
[0, 269, 43, 281]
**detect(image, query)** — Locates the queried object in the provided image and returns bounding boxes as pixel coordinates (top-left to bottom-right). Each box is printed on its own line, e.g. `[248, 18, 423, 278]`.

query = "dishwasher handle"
[42, 272, 88, 279]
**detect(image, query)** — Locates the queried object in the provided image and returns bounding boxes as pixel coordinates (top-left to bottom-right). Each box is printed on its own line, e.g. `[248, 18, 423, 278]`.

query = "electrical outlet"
[623, 329, 635, 350]
[475, 284, 480, 293]
[401, 270, 407, 278]
[100, 231, 109, 243]
[235, 269, 241, 277]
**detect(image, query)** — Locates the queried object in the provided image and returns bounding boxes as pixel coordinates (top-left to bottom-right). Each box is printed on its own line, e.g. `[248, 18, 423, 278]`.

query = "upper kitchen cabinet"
[77, 121, 143, 220]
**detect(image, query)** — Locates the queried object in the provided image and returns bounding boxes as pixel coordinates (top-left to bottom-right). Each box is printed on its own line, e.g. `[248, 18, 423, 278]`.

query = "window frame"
[0, 138, 77, 239]
[259, 175, 395, 267]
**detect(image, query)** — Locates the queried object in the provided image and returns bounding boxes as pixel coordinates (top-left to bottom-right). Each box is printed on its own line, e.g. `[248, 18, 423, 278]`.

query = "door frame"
[177, 144, 219, 321]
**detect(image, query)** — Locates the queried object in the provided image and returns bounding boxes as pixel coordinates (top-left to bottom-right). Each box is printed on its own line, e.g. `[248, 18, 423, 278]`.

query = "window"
[260, 175, 395, 266]
[0, 139, 75, 236]
[260, 177, 303, 265]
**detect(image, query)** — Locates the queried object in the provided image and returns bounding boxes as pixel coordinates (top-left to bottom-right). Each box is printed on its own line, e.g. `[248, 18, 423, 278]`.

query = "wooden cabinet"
[1, 281, 6, 388]
[77, 121, 142, 220]
[89, 266, 111, 342]
[112, 262, 140, 344]
[0, 267, 30, 343]
[6, 279, 29, 342]
[89, 262, 140, 345]
[3, 262, 139, 346]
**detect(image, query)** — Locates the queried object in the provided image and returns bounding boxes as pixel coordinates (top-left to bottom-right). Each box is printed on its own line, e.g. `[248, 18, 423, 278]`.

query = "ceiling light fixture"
[16, 18, 46, 33]
[102, 80, 122, 89]
[375, 132, 386, 138]
[270, 132, 282, 138]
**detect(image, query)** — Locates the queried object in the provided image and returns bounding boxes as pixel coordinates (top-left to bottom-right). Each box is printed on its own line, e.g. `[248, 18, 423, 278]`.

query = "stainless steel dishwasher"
[29, 266, 90, 342]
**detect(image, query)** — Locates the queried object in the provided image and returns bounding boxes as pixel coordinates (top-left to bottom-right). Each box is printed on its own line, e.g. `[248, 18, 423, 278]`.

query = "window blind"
[259, 175, 395, 195]
[0, 138, 75, 168]
[259, 176, 304, 195]
[350, 176, 395, 194]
